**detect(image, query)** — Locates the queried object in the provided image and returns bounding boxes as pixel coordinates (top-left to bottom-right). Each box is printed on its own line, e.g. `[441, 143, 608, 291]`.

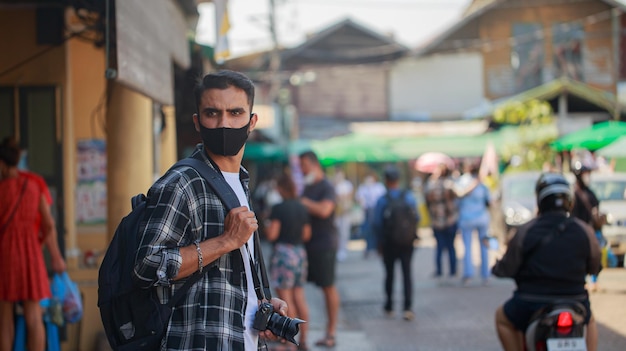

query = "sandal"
[314, 335, 336, 348]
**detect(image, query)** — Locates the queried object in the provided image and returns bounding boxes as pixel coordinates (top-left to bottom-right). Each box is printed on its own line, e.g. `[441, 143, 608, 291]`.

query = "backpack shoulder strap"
[173, 158, 241, 211]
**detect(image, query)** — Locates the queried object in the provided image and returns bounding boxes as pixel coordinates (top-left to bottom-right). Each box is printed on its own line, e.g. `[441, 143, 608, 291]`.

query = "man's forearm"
[174, 235, 236, 280]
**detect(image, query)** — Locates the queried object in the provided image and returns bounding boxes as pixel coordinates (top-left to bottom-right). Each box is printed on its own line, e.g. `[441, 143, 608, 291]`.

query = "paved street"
[273, 229, 626, 351]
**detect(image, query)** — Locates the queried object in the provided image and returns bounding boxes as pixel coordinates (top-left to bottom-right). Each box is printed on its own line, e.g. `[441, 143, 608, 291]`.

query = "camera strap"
[245, 230, 272, 301]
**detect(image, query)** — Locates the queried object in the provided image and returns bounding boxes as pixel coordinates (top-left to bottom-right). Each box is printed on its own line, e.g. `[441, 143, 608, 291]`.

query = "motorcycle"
[524, 300, 588, 351]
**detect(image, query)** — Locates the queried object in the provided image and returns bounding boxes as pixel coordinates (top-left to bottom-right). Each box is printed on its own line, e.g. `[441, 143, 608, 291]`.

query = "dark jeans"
[363, 208, 377, 251]
[382, 244, 414, 311]
[433, 224, 458, 277]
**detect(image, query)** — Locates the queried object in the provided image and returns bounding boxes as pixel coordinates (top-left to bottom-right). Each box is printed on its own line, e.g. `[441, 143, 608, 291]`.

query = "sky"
[195, 0, 473, 58]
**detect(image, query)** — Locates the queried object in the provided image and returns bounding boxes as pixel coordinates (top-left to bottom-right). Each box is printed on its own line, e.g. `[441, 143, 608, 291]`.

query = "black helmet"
[535, 172, 573, 214]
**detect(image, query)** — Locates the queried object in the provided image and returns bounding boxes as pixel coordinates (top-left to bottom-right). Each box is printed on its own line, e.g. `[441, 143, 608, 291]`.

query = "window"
[511, 23, 544, 92]
[552, 22, 584, 81]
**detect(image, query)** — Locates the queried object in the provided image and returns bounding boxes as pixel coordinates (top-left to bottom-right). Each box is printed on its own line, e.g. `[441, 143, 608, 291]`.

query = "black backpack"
[97, 157, 241, 351]
[382, 190, 419, 246]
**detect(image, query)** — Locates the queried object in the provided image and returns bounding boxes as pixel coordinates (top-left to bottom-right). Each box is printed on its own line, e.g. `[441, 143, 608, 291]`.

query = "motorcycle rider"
[492, 172, 601, 351]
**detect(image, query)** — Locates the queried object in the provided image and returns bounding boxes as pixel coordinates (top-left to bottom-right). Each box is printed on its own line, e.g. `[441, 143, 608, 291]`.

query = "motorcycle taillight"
[556, 311, 573, 334]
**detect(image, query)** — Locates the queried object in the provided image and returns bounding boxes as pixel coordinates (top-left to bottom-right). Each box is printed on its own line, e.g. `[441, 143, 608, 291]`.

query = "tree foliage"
[493, 100, 557, 172]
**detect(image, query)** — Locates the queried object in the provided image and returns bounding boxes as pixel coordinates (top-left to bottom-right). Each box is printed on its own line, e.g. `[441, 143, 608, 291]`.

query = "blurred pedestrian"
[425, 163, 459, 283]
[571, 161, 604, 291]
[333, 170, 354, 262]
[265, 172, 311, 349]
[298, 151, 339, 348]
[455, 161, 492, 286]
[373, 166, 419, 321]
[0, 137, 66, 351]
[355, 172, 386, 258]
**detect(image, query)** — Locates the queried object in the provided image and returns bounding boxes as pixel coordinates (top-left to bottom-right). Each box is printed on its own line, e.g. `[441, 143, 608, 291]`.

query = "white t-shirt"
[222, 171, 258, 351]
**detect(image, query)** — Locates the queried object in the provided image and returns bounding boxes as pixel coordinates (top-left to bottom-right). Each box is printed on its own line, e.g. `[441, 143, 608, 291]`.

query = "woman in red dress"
[0, 137, 66, 351]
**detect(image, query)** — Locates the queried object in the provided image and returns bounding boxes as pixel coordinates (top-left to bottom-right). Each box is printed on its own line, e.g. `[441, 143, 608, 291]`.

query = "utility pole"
[268, 0, 281, 103]
[268, 0, 293, 153]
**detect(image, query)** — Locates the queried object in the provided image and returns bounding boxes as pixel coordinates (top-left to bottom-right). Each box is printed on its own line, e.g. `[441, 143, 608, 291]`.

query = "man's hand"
[258, 298, 288, 341]
[223, 206, 258, 249]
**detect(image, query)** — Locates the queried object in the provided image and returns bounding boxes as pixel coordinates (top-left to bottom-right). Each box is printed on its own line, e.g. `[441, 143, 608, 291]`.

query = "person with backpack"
[373, 166, 419, 321]
[130, 71, 287, 351]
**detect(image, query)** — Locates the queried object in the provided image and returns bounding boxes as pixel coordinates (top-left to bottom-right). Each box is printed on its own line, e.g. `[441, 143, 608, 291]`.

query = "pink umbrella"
[414, 152, 455, 173]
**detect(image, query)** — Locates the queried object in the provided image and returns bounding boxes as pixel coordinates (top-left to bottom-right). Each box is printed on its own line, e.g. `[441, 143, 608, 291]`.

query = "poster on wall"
[76, 139, 107, 225]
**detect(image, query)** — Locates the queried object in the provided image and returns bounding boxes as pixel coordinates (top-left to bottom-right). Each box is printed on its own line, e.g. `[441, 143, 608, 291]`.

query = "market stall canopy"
[243, 140, 312, 162]
[550, 121, 626, 152]
[243, 142, 285, 161]
[596, 135, 626, 158]
[309, 133, 399, 166]
[304, 124, 557, 166]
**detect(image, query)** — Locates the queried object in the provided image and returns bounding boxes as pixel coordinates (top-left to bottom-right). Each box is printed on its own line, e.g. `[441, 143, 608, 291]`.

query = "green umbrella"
[596, 135, 626, 158]
[550, 121, 626, 152]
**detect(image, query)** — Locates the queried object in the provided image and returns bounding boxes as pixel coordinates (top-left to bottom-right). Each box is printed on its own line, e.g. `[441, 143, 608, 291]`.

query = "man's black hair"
[299, 150, 320, 166]
[194, 70, 255, 113]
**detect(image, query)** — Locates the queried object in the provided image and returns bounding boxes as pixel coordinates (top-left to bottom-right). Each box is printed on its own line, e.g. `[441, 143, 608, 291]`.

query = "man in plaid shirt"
[134, 70, 287, 350]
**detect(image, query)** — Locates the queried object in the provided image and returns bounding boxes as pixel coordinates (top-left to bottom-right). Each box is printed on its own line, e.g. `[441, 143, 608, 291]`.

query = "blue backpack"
[97, 157, 240, 351]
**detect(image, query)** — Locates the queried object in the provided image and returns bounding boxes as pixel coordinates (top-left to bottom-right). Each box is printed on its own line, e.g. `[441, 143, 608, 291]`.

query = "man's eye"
[232, 110, 243, 116]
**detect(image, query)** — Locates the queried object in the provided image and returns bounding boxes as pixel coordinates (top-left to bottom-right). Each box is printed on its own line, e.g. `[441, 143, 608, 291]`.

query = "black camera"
[252, 301, 305, 345]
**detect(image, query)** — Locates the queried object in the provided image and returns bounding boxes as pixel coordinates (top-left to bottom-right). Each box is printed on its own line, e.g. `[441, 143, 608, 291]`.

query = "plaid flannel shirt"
[134, 145, 252, 351]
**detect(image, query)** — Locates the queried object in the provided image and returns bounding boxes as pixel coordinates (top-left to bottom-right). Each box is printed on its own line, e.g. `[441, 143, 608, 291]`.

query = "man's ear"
[249, 113, 258, 132]
[192, 113, 200, 132]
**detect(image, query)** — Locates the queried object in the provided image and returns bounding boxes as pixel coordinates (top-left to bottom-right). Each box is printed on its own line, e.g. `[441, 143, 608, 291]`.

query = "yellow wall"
[0, 10, 66, 86]
[65, 28, 109, 351]
[160, 105, 179, 173]
[66, 29, 109, 259]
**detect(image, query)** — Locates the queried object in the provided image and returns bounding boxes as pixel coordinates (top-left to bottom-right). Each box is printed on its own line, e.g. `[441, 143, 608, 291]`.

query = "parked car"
[589, 172, 626, 264]
[498, 171, 541, 241]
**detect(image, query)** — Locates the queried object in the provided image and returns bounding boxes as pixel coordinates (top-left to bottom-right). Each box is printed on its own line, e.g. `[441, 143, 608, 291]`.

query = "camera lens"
[266, 313, 305, 345]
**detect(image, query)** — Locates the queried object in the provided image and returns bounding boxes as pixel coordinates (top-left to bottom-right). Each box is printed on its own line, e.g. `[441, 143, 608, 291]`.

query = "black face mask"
[199, 119, 251, 156]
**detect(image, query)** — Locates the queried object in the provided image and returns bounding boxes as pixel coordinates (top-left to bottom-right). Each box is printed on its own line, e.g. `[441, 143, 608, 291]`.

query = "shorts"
[503, 292, 592, 332]
[306, 249, 337, 288]
[270, 243, 308, 290]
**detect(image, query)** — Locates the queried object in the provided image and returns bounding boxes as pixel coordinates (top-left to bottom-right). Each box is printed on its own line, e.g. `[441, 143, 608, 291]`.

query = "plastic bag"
[51, 272, 83, 324]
